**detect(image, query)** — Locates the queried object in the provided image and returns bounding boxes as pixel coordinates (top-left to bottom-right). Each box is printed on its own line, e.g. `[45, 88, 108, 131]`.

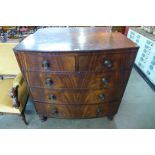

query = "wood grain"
[15, 52, 75, 72]
[25, 71, 130, 89]
[14, 27, 139, 119]
[30, 87, 124, 104]
[34, 101, 119, 118]
[79, 52, 136, 72]
[14, 27, 138, 52]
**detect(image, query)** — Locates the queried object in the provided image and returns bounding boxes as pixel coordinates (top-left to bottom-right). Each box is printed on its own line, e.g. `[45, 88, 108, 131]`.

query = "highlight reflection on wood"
[14, 27, 139, 120]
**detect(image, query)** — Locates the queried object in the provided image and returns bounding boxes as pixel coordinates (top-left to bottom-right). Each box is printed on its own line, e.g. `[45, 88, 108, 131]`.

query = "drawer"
[34, 101, 119, 118]
[19, 52, 75, 72]
[26, 71, 130, 89]
[30, 87, 124, 104]
[79, 52, 136, 72]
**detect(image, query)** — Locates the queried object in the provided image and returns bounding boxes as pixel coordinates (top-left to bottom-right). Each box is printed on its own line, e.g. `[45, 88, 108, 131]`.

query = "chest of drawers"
[13, 27, 139, 121]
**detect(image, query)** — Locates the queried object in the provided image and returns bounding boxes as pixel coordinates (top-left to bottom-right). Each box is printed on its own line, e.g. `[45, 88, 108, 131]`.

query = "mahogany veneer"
[14, 27, 139, 120]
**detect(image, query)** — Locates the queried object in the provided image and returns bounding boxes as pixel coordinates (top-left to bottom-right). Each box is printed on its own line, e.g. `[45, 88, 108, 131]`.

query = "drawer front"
[79, 52, 136, 72]
[34, 102, 119, 118]
[30, 87, 124, 104]
[18, 52, 75, 72]
[26, 71, 130, 89]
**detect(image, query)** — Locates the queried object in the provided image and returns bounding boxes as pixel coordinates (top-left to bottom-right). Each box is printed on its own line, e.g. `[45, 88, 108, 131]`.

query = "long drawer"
[30, 87, 124, 104]
[34, 101, 120, 118]
[25, 71, 130, 89]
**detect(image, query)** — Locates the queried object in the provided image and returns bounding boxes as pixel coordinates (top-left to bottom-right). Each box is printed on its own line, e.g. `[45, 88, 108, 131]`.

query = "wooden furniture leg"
[107, 114, 115, 120]
[21, 112, 28, 125]
[40, 116, 47, 122]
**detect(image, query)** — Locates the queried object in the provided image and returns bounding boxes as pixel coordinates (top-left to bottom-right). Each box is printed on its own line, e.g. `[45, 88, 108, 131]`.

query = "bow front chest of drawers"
[13, 27, 139, 121]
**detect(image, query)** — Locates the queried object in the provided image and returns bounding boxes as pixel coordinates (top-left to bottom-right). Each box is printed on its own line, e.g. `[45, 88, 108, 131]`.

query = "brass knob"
[98, 94, 105, 101]
[103, 59, 112, 68]
[101, 77, 109, 85]
[45, 78, 53, 87]
[42, 60, 50, 70]
[48, 94, 56, 101]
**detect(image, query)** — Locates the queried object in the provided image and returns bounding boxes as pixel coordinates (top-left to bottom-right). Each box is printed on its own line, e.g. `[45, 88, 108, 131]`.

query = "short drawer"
[34, 102, 119, 118]
[26, 71, 129, 89]
[19, 52, 75, 72]
[79, 52, 136, 72]
[30, 87, 124, 104]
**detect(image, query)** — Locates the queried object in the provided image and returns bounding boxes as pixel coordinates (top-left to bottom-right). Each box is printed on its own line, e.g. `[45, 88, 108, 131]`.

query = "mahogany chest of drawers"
[13, 27, 139, 121]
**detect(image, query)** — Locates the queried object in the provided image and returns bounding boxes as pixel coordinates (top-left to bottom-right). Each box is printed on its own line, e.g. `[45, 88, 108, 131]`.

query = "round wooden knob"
[42, 60, 50, 70]
[98, 94, 105, 101]
[48, 94, 56, 101]
[45, 78, 53, 87]
[103, 59, 112, 68]
[101, 77, 109, 85]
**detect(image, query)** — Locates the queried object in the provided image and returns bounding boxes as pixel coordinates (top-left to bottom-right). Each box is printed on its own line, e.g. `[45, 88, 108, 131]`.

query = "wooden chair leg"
[21, 113, 28, 125]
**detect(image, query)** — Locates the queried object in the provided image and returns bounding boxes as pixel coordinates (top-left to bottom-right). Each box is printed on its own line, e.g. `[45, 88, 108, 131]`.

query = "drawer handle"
[42, 60, 50, 70]
[48, 94, 56, 101]
[101, 77, 109, 85]
[45, 78, 53, 87]
[98, 94, 105, 101]
[103, 59, 112, 68]
[51, 108, 58, 115]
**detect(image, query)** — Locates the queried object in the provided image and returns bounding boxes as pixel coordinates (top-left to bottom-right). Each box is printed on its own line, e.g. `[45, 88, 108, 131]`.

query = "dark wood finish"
[79, 52, 136, 72]
[30, 88, 123, 104]
[14, 27, 139, 120]
[25, 71, 130, 89]
[15, 53, 75, 72]
[30, 87, 124, 104]
[21, 113, 28, 125]
[34, 101, 119, 119]
[14, 27, 138, 52]
[20, 92, 29, 125]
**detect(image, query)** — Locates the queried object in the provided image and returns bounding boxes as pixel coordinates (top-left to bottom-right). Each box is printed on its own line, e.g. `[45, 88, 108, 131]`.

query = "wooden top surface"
[14, 27, 138, 52]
